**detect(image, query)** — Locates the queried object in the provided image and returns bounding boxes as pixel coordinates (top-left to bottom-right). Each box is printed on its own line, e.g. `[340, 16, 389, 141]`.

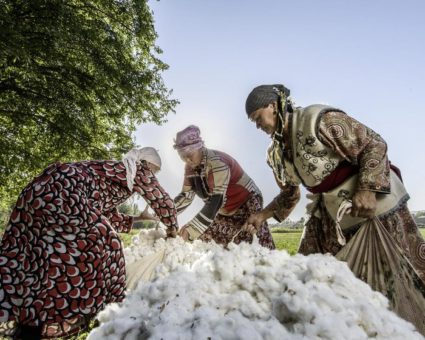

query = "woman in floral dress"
[243, 84, 425, 334]
[0, 147, 178, 339]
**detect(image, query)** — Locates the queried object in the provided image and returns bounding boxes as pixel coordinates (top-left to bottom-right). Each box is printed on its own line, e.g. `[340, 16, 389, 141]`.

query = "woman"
[0, 147, 178, 339]
[173, 125, 275, 249]
[243, 84, 425, 334]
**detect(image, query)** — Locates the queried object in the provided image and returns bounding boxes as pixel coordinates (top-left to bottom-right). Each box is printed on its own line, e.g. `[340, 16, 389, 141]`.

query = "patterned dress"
[175, 148, 275, 249]
[268, 109, 425, 334]
[0, 160, 178, 338]
[296, 111, 425, 283]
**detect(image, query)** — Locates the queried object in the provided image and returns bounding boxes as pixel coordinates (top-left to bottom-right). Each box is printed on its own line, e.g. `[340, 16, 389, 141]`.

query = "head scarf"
[123, 147, 161, 191]
[173, 125, 204, 154]
[245, 84, 291, 116]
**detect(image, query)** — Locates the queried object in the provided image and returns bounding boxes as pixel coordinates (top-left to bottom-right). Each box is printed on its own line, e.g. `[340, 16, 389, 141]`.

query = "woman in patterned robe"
[173, 125, 275, 249]
[0, 148, 178, 339]
[243, 84, 425, 334]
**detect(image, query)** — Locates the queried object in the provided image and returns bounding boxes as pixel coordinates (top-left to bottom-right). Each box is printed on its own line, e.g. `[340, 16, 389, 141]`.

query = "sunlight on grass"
[272, 232, 302, 255]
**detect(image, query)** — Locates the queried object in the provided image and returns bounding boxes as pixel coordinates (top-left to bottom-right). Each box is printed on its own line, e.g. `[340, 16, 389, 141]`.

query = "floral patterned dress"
[0, 160, 178, 338]
[268, 109, 425, 334]
[296, 111, 425, 283]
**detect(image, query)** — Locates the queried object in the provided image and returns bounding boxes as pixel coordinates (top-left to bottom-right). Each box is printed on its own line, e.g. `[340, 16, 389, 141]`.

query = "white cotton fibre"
[88, 229, 424, 340]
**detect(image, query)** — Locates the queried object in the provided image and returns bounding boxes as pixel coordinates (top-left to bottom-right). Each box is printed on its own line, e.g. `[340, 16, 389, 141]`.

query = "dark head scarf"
[245, 84, 290, 116]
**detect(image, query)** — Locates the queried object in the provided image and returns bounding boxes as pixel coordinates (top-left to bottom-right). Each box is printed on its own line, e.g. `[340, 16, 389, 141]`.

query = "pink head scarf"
[173, 125, 204, 154]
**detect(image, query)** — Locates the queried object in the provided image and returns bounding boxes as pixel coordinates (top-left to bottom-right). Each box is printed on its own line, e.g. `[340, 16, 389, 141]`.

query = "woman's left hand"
[351, 190, 377, 218]
[166, 227, 177, 238]
[178, 226, 190, 241]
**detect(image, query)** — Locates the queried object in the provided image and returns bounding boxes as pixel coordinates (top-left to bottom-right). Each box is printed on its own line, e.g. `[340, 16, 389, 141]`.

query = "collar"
[272, 109, 289, 143]
[194, 147, 207, 172]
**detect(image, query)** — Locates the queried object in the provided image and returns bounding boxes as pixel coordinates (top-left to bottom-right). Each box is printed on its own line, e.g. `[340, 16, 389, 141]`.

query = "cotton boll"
[131, 235, 140, 246]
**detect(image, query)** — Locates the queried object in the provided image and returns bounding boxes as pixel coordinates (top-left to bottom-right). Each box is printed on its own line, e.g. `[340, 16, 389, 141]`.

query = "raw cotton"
[87, 229, 424, 340]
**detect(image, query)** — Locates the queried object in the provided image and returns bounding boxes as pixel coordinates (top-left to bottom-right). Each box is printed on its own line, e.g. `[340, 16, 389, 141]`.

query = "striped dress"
[175, 148, 275, 249]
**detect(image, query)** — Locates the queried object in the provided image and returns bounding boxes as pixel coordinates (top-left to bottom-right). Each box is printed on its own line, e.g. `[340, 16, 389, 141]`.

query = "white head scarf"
[123, 147, 162, 191]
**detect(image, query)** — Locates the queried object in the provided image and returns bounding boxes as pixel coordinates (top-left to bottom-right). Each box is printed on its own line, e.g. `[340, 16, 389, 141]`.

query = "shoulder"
[301, 104, 343, 116]
[207, 149, 235, 169]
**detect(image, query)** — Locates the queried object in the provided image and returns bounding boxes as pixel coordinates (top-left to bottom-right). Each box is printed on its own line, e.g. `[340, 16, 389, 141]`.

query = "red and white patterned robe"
[0, 160, 178, 338]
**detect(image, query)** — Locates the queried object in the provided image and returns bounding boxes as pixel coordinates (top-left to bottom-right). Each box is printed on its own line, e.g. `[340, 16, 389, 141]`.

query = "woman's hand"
[166, 227, 177, 238]
[242, 211, 267, 235]
[178, 226, 190, 241]
[351, 190, 377, 218]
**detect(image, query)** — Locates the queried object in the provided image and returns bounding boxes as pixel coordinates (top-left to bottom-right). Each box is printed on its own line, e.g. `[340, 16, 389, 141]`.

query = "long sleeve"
[133, 165, 178, 231]
[174, 173, 195, 215]
[271, 180, 301, 222]
[318, 111, 391, 193]
[186, 162, 231, 236]
[104, 208, 134, 233]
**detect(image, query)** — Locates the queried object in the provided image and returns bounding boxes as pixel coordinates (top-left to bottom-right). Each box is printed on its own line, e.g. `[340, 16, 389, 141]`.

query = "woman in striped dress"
[173, 125, 275, 249]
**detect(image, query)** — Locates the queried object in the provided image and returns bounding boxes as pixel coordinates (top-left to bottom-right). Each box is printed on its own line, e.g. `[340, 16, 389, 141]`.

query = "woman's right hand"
[242, 211, 267, 235]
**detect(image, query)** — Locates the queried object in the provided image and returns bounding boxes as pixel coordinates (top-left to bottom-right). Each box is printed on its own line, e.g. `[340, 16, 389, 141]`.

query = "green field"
[271, 231, 302, 254]
[271, 228, 425, 255]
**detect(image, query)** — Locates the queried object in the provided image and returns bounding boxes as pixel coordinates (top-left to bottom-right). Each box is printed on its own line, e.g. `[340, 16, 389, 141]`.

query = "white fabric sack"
[126, 248, 166, 290]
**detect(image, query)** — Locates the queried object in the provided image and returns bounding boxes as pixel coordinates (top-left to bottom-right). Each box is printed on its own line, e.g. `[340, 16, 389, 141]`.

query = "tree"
[118, 201, 141, 216]
[0, 0, 177, 210]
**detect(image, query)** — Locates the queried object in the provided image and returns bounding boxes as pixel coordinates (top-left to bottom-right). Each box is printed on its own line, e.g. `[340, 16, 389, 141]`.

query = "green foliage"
[118, 229, 140, 248]
[118, 201, 141, 216]
[0, 0, 177, 208]
[415, 211, 425, 217]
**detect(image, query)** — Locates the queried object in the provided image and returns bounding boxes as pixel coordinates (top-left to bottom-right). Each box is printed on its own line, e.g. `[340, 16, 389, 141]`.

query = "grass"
[119, 229, 140, 246]
[271, 231, 302, 254]
[272, 228, 425, 255]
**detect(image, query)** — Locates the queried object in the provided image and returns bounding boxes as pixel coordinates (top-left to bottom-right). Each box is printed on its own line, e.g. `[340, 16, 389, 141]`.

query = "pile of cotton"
[88, 229, 422, 340]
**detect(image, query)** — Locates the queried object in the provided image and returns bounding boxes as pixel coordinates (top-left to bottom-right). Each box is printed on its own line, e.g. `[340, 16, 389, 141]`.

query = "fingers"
[241, 222, 249, 233]
[350, 206, 360, 218]
[166, 228, 177, 238]
[178, 227, 189, 241]
[351, 190, 377, 218]
[246, 224, 258, 235]
[241, 222, 258, 235]
[351, 201, 375, 218]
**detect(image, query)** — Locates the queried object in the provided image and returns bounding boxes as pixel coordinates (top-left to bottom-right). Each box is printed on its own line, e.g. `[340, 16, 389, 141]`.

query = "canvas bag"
[335, 201, 425, 335]
[126, 248, 166, 290]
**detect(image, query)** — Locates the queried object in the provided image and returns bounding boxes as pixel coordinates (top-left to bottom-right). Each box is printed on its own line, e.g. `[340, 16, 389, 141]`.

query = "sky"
[134, 0, 425, 226]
